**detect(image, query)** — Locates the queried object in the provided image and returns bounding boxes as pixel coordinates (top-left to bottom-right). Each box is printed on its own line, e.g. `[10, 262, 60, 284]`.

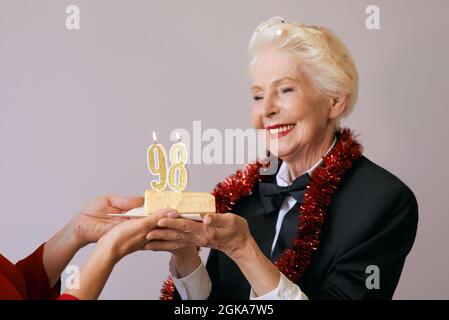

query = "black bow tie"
[258, 173, 310, 214]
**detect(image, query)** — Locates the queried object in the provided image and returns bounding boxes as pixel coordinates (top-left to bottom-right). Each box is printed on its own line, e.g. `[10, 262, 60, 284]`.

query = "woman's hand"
[144, 212, 254, 279]
[63, 208, 173, 299]
[45, 194, 173, 300]
[148, 212, 282, 296]
[71, 194, 144, 247]
[98, 208, 174, 263]
[148, 212, 253, 260]
[43, 194, 143, 288]
[143, 211, 201, 278]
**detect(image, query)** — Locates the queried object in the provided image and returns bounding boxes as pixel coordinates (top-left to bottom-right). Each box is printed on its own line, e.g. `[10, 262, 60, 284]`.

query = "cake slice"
[144, 190, 216, 214]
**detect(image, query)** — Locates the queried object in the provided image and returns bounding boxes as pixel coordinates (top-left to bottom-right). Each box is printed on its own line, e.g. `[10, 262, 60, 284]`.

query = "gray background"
[0, 0, 448, 299]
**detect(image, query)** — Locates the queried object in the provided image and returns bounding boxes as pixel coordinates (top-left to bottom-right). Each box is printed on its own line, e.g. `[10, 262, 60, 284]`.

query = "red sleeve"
[15, 243, 62, 300]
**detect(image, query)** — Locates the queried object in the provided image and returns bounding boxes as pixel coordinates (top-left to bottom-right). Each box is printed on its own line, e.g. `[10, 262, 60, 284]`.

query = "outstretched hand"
[72, 194, 144, 247]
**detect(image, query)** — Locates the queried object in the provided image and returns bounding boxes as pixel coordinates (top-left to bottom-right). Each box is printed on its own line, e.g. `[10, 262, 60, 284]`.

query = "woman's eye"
[253, 96, 263, 101]
[281, 87, 294, 94]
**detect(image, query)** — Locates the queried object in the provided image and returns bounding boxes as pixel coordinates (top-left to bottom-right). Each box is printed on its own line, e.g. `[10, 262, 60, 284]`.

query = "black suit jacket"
[204, 156, 418, 300]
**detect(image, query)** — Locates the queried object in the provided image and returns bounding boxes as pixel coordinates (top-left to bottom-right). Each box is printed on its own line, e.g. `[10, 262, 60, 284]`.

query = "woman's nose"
[263, 95, 279, 118]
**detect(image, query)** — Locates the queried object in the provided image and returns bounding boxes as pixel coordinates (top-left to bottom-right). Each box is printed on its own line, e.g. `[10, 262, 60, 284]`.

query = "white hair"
[248, 16, 359, 119]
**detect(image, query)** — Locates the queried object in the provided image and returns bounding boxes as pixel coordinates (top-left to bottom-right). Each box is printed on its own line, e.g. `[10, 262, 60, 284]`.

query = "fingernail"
[167, 211, 179, 218]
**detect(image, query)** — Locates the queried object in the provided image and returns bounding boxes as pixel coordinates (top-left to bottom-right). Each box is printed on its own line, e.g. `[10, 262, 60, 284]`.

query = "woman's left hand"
[71, 194, 144, 247]
[150, 212, 253, 259]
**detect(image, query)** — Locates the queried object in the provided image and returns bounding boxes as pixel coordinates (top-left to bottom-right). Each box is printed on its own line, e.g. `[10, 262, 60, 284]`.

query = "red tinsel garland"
[160, 128, 363, 299]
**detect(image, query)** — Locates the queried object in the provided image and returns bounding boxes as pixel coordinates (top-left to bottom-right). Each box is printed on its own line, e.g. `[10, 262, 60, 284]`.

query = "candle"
[147, 131, 168, 191]
[168, 132, 189, 192]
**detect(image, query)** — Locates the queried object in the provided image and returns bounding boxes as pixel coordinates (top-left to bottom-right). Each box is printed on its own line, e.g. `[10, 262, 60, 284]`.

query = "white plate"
[108, 207, 206, 221]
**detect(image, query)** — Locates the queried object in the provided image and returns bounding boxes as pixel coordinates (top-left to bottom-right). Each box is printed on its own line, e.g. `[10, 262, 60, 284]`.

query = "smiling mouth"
[266, 123, 296, 138]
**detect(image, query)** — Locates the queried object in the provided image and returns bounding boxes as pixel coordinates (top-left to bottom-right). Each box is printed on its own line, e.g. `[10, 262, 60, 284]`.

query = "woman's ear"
[328, 92, 349, 120]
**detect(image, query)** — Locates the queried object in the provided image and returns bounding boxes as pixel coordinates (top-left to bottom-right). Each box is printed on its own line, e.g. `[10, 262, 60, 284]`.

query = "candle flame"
[176, 132, 181, 142]
[152, 131, 157, 143]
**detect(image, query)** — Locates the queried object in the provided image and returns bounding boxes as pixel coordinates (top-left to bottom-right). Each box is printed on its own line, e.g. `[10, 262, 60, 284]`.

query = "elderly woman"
[147, 17, 418, 300]
[0, 194, 171, 299]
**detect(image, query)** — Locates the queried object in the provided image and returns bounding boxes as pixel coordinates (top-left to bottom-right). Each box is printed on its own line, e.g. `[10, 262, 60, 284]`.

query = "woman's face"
[251, 47, 335, 162]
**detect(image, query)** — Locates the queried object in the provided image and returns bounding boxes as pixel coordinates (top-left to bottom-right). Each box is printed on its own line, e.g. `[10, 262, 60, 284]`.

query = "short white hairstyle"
[248, 16, 359, 119]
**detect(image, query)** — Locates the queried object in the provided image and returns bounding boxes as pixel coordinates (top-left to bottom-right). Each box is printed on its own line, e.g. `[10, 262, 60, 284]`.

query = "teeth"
[268, 124, 294, 134]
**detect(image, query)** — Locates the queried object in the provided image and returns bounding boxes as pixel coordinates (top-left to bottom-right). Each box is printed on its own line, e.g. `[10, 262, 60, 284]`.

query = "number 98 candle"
[145, 131, 215, 217]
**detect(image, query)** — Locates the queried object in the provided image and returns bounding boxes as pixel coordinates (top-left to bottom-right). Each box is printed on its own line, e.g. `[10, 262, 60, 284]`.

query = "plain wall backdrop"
[1, 0, 448, 299]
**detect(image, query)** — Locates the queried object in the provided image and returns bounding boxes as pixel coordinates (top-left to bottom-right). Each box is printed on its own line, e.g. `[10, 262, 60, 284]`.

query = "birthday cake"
[125, 131, 217, 220]
[144, 190, 216, 214]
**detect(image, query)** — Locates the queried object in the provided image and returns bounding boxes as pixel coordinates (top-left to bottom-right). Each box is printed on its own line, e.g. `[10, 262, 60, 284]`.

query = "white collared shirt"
[169, 137, 337, 300]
